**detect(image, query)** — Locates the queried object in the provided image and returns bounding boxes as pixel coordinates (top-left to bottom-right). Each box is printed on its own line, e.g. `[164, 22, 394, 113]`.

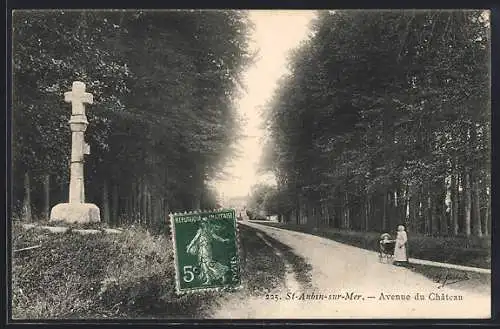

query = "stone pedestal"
[50, 203, 101, 224]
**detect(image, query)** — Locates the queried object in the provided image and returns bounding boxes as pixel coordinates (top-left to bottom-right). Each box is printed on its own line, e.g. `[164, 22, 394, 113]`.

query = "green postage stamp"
[169, 208, 241, 294]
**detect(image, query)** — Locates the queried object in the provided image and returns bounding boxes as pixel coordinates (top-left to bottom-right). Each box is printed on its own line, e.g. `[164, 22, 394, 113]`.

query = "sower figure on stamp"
[393, 224, 409, 266]
[186, 218, 230, 285]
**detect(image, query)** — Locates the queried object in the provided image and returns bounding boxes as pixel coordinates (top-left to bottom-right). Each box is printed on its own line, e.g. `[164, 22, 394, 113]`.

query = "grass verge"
[238, 225, 287, 295]
[263, 237, 313, 290]
[238, 224, 313, 291]
[11, 222, 223, 319]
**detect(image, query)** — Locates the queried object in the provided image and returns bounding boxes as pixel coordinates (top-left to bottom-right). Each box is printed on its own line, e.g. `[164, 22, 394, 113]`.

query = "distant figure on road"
[393, 225, 408, 266]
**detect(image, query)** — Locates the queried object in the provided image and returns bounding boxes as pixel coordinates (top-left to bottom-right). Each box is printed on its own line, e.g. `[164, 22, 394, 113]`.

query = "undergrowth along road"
[11, 221, 308, 319]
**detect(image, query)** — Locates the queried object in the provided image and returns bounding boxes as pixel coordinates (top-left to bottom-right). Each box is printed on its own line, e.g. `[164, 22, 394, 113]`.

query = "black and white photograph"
[10, 9, 491, 320]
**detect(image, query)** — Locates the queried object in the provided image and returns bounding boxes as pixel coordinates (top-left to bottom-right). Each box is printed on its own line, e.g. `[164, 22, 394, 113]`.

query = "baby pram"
[378, 233, 396, 263]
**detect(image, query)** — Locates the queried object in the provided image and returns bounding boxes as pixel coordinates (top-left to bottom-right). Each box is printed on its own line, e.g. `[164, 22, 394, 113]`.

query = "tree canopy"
[263, 10, 490, 236]
[13, 10, 253, 229]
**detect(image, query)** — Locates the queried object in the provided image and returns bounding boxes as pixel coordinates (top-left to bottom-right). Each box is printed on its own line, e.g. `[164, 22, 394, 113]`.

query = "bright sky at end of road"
[211, 10, 316, 201]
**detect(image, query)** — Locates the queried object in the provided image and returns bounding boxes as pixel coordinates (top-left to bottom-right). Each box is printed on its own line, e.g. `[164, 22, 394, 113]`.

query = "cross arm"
[63, 91, 94, 104]
[64, 91, 73, 103]
[82, 92, 94, 105]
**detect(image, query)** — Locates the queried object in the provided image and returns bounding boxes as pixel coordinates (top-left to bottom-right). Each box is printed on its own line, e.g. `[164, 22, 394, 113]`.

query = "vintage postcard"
[10, 8, 491, 321]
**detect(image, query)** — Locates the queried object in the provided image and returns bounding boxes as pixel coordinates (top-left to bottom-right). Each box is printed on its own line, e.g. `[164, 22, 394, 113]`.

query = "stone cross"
[65, 81, 93, 204]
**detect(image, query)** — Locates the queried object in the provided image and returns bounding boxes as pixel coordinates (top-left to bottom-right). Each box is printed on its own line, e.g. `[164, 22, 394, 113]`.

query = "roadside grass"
[264, 238, 313, 290]
[39, 220, 111, 231]
[12, 222, 293, 319]
[11, 222, 223, 319]
[255, 222, 490, 269]
[238, 224, 287, 295]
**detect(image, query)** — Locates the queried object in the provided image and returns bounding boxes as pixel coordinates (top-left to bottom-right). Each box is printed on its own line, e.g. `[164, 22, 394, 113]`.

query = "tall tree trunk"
[294, 199, 299, 224]
[339, 195, 344, 229]
[469, 123, 482, 237]
[23, 172, 32, 222]
[472, 172, 482, 237]
[387, 191, 393, 230]
[138, 178, 143, 223]
[464, 170, 472, 236]
[423, 183, 430, 235]
[112, 183, 119, 226]
[144, 182, 150, 226]
[158, 195, 164, 230]
[296, 199, 301, 225]
[364, 194, 370, 232]
[301, 196, 306, 225]
[485, 186, 490, 235]
[302, 199, 307, 226]
[382, 192, 388, 231]
[148, 188, 153, 227]
[438, 182, 446, 236]
[160, 196, 166, 227]
[324, 200, 330, 228]
[137, 180, 142, 221]
[429, 192, 435, 236]
[151, 194, 157, 230]
[144, 184, 149, 226]
[451, 164, 459, 235]
[319, 200, 324, 227]
[311, 202, 318, 229]
[408, 184, 417, 233]
[304, 199, 309, 225]
[418, 186, 424, 234]
[152, 194, 161, 231]
[102, 180, 110, 224]
[130, 181, 136, 221]
[43, 174, 50, 220]
[441, 177, 450, 236]
[431, 182, 441, 235]
[344, 192, 350, 229]
[397, 187, 405, 227]
[126, 196, 132, 223]
[327, 203, 333, 228]
[164, 197, 170, 226]
[141, 180, 147, 225]
[302, 195, 307, 225]
[404, 184, 410, 228]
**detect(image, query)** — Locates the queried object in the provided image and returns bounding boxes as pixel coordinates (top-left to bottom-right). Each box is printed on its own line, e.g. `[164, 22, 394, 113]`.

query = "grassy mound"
[11, 223, 222, 319]
[256, 222, 490, 269]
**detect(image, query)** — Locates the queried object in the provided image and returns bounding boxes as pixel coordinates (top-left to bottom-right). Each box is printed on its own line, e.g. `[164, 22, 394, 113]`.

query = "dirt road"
[212, 221, 491, 319]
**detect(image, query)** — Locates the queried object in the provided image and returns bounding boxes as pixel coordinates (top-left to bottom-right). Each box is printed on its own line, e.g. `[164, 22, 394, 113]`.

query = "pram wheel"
[379, 239, 396, 264]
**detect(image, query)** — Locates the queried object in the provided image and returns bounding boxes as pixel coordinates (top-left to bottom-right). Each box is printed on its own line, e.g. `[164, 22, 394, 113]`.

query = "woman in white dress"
[393, 225, 408, 266]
